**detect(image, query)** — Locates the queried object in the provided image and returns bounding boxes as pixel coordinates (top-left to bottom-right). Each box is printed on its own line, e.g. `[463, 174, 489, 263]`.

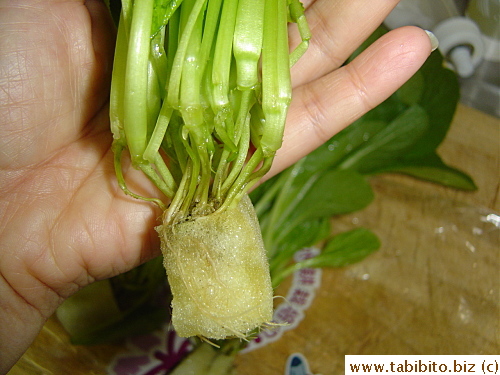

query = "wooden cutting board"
[8, 104, 500, 375]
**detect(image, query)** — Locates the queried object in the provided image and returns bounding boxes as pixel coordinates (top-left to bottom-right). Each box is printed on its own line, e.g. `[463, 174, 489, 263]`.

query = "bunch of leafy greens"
[56, 25, 474, 372]
[109, 0, 312, 342]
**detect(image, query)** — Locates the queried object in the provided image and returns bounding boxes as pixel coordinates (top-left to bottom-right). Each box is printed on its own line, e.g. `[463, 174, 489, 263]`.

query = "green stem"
[233, 0, 265, 89]
[211, 0, 239, 110]
[144, 105, 173, 164]
[109, 10, 129, 141]
[218, 147, 264, 212]
[199, 0, 223, 75]
[112, 140, 166, 210]
[272, 256, 321, 288]
[166, 0, 207, 109]
[153, 153, 177, 196]
[181, 139, 201, 214]
[212, 147, 230, 200]
[165, 162, 192, 224]
[165, 9, 180, 91]
[220, 89, 253, 196]
[123, 0, 155, 163]
[260, 0, 292, 157]
[253, 175, 286, 218]
[245, 155, 273, 189]
[288, 0, 311, 66]
[271, 262, 302, 288]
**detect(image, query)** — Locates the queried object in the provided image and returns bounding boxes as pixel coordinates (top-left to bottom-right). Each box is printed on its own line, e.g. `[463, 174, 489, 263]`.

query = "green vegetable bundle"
[109, 0, 310, 340]
[58, 20, 475, 371]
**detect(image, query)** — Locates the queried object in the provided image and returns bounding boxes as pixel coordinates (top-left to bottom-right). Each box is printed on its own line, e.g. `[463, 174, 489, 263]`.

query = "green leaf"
[297, 228, 380, 269]
[271, 228, 381, 286]
[269, 217, 330, 272]
[402, 51, 460, 158]
[259, 117, 387, 230]
[277, 217, 331, 254]
[299, 119, 388, 173]
[70, 305, 168, 345]
[396, 70, 425, 106]
[392, 165, 477, 190]
[56, 280, 123, 343]
[276, 169, 374, 244]
[57, 257, 169, 345]
[293, 169, 374, 219]
[151, 0, 184, 37]
[338, 104, 429, 173]
[378, 153, 477, 190]
[257, 25, 473, 289]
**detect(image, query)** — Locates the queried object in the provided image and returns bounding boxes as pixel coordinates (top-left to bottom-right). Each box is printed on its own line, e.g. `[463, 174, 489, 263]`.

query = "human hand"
[0, 0, 433, 372]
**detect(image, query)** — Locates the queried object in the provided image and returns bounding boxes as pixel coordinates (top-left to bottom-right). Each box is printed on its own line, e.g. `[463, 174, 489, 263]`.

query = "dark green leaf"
[298, 228, 380, 269]
[402, 51, 460, 158]
[338, 105, 429, 173]
[377, 153, 477, 190]
[70, 305, 168, 345]
[396, 70, 425, 106]
[254, 24, 473, 289]
[58, 257, 169, 345]
[269, 217, 330, 271]
[299, 120, 389, 173]
[277, 169, 374, 241]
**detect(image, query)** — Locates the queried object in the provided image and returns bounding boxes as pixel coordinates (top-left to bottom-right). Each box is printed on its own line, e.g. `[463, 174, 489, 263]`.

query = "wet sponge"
[158, 194, 273, 339]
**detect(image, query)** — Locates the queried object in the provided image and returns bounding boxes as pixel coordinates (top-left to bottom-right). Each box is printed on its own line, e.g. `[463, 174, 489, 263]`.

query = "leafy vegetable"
[57, 23, 475, 373]
[254, 165, 375, 283]
[250, 26, 475, 292]
[346, 36, 475, 190]
[271, 228, 381, 287]
[109, 0, 311, 341]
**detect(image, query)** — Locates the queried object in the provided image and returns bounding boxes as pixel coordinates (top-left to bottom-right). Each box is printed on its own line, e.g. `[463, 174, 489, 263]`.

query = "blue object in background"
[285, 353, 316, 375]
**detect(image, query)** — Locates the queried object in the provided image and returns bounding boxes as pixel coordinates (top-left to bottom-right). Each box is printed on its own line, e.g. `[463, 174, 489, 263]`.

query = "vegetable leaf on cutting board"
[252, 25, 475, 287]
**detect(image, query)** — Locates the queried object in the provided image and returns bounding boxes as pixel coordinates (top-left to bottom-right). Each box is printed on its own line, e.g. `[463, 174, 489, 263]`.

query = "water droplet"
[472, 227, 483, 235]
[327, 142, 338, 151]
[458, 296, 473, 324]
[465, 241, 476, 253]
[435, 227, 445, 234]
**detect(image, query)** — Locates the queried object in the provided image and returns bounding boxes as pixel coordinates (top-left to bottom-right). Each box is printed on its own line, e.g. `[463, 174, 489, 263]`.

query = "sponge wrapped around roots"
[157, 194, 274, 339]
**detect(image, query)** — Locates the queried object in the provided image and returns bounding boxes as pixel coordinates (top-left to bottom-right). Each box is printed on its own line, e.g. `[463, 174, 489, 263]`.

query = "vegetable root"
[158, 195, 273, 339]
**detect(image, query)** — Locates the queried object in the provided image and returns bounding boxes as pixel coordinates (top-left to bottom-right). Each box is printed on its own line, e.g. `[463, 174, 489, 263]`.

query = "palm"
[0, 0, 432, 371]
[0, 0, 163, 308]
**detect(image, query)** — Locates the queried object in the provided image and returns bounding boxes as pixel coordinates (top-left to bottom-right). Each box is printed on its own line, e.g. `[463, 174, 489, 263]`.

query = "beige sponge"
[158, 194, 273, 339]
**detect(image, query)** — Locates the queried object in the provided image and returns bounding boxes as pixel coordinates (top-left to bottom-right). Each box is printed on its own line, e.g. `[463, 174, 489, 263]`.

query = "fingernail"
[425, 30, 439, 52]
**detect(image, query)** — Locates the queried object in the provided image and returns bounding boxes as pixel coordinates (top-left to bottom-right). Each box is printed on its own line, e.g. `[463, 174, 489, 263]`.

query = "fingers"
[269, 26, 433, 177]
[289, 0, 400, 88]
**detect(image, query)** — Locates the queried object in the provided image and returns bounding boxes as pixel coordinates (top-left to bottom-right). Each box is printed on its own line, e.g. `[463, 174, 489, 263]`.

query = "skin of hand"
[0, 0, 433, 372]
